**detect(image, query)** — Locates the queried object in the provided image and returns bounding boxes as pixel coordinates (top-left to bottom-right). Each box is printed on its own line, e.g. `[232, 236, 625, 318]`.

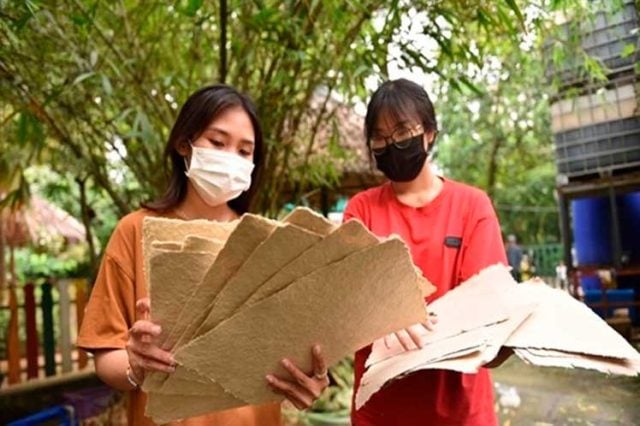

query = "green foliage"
[0, 0, 531, 221]
[0, 0, 605, 263]
[433, 4, 560, 244]
[310, 357, 354, 413]
[24, 166, 119, 251]
[14, 244, 90, 282]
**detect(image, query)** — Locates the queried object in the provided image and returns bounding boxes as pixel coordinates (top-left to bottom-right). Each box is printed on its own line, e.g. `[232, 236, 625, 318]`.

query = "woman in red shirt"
[345, 79, 510, 425]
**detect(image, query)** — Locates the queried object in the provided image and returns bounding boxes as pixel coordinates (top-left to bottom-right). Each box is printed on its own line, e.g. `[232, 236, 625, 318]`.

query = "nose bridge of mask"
[187, 146, 254, 192]
[190, 146, 253, 171]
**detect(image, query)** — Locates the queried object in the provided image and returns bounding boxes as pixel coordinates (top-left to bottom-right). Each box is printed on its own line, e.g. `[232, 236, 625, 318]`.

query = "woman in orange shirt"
[78, 84, 328, 425]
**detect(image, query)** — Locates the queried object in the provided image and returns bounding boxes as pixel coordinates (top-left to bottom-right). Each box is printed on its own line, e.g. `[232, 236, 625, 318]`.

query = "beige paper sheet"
[164, 214, 278, 351]
[367, 263, 516, 366]
[146, 389, 246, 424]
[149, 249, 218, 345]
[144, 242, 223, 394]
[182, 235, 224, 252]
[505, 282, 640, 361]
[152, 223, 328, 397]
[515, 348, 640, 376]
[357, 265, 640, 410]
[151, 241, 184, 251]
[356, 304, 536, 409]
[192, 223, 323, 338]
[149, 210, 330, 395]
[142, 216, 237, 290]
[143, 215, 278, 392]
[245, 219, 379, 307]
[176, 238, 429, 406]
[281, 206, 336, 236]
[152, 220, 377, 397]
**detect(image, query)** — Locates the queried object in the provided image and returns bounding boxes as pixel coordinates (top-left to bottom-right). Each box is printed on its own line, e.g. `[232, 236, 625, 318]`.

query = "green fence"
[525, 243, 564, 277]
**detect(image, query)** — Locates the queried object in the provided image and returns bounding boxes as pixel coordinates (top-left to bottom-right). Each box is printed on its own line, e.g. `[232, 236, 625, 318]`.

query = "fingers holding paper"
[126, 298, 176, 382]
[266, 344, 329, 410]
[384, 312, 438, 351]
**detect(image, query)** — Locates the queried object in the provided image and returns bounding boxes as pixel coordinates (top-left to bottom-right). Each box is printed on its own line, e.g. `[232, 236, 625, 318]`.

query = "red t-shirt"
[344, 178, 508, 426]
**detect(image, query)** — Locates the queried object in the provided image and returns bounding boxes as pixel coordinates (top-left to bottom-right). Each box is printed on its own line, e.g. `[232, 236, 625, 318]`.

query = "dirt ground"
[492, 355, 640, 425]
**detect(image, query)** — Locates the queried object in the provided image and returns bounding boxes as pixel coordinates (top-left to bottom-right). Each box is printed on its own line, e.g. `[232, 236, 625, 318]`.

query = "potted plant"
[301, 357, 353, 426]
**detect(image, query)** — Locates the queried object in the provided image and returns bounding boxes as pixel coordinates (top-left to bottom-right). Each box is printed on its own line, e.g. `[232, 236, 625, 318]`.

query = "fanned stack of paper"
[355, 264, 640, 410]
[140, 208, 435, 423]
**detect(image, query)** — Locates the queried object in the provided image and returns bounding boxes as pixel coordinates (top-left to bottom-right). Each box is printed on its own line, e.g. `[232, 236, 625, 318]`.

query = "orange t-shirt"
[77, 209, 282, 426]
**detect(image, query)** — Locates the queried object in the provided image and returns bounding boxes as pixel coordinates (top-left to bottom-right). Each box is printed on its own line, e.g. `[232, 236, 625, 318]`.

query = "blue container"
[618, 192, 640, 263]
[8, 405, 75, 426]
[584, 289, 637, 324]
[580, 275, 602, 291]
[572, 197, 612, 265]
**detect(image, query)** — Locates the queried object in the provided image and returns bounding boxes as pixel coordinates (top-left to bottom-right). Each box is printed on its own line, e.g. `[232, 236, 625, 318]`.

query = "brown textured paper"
[144, 240, 223, 393]
[182, 235, 224, 252]
[281, 206, 336, 236]
[193, 223, 323, 337]
[149, 249, 218, 344]
[245, 219, 379, 306]
[176, 238, 431, 406]
[146, 390, 246, 424]
[151, 241, 184, 251]
[151, 218, 370, 397]
[153, 223, 324, 396]
[165, 214, 278, 351]
[143, 215, 278, 393]
[142, 216, 237, 290]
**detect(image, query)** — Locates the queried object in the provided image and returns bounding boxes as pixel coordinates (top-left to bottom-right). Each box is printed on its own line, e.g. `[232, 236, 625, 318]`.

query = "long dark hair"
[364, 79, 438, 150]
[143, 84, 264, 215]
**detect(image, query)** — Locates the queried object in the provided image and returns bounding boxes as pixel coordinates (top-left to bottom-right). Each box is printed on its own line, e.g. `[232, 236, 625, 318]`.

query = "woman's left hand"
[266, 344, 329, 410]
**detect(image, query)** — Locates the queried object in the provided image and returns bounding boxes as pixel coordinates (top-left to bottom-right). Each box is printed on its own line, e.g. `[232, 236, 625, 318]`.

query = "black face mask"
[373, 134, 428, 182]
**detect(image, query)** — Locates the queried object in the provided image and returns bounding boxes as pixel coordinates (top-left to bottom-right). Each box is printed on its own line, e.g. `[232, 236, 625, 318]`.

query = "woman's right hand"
[384, 312, 438, 351]
[125, 298, 176, 384]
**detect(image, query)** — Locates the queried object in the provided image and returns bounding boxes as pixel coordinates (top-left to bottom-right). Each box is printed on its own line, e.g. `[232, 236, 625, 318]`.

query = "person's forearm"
[94, 348, 138, 392]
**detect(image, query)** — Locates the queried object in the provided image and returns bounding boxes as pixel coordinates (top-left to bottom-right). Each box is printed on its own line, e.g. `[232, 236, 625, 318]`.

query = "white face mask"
[185, 146, 255, 207]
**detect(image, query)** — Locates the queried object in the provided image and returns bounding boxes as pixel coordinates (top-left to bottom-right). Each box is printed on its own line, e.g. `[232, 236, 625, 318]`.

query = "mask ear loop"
[426, 129, 439, 161]
[183, 139, 194, 173]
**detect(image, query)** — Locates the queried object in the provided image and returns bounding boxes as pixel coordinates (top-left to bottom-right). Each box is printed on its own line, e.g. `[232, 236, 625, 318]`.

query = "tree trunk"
[0, 212, 5, 302]
[219, 0, 228, 83]
[76, 177, 99, 281]
[486, 134, 504, 199]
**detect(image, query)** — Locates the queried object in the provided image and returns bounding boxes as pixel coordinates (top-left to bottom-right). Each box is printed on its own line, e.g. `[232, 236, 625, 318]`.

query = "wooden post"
[57, 278, 72, 373]
[24, 283, 39, 379]
[41, 280, 56, 376]
[7, 283, 21, 384]
[0, 212, 6, 300]
[75, 278, 88, 369]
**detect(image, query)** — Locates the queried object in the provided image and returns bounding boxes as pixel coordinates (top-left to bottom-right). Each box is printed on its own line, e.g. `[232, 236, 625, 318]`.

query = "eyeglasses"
[370, 124, 424, 155]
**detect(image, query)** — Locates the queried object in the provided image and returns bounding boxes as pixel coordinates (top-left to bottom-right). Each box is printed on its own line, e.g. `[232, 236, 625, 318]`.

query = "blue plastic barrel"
[617, 191, 640, 263]
[572, 197, 612, 265]
[580, 275, 602, 291]
[8, 405, 75, 426]
[584, 289, 637, 324]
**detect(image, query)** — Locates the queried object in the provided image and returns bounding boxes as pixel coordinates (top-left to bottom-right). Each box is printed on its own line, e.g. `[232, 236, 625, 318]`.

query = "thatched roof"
[1, 196, 85, 248]
[304, 92, 385, 193]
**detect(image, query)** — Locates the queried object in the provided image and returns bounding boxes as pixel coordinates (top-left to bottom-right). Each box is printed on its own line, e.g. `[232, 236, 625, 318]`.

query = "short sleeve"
[343, 193, 367, 225]
[457, 193, 508, 283]
[77, 233, 137, 351]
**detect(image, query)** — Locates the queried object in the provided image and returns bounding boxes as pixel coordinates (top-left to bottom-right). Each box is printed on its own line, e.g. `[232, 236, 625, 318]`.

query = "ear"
[423, 130, 437, 149]
[176, 139, 191, 157]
